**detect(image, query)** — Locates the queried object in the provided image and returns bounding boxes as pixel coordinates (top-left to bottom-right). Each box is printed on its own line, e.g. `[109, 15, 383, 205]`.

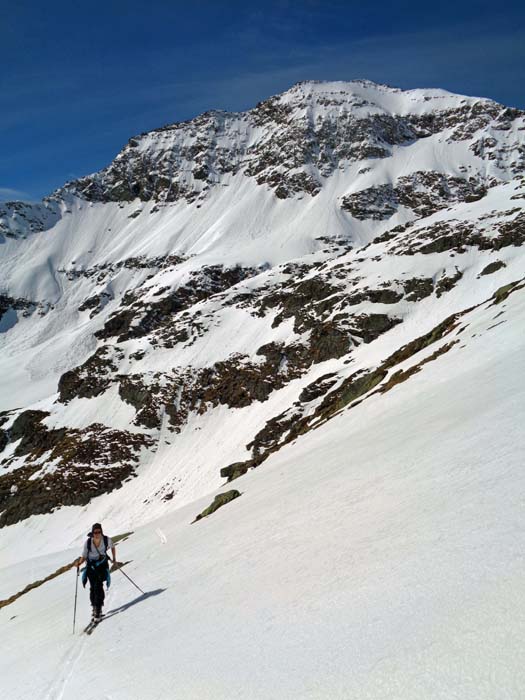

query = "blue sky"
[2, 0, 524, 201]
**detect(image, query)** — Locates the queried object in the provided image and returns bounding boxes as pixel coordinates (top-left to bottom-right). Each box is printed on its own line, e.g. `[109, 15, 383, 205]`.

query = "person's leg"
[91, 565, 107, 616]
[98, 564, 109, 608]
[86, 566, 98, 616]
[94, 569, 104, 609]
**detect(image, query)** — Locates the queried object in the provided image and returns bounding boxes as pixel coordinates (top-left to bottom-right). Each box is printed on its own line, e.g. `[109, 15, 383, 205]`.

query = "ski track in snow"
[44, 639, 87, 700]
[44, 588, 114, 700]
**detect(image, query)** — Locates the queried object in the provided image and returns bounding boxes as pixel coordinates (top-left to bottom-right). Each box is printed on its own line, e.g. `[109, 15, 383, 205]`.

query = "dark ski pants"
[86, 562, 109, 608]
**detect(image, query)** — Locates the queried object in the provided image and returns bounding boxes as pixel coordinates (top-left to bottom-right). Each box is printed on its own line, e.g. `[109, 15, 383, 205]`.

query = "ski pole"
[108, 556, 145, 595]
[73, 566, 80, 634]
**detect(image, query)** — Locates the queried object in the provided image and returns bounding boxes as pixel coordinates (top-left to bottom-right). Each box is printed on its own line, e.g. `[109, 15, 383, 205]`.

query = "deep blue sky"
[2, 0, 524, 201]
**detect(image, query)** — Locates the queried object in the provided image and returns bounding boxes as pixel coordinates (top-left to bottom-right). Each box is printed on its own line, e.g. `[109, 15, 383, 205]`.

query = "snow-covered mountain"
[1, 80, 524, 699]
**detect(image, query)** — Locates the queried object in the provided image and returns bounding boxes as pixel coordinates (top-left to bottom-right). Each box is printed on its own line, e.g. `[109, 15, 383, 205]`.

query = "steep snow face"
[0, 79, 524, 544]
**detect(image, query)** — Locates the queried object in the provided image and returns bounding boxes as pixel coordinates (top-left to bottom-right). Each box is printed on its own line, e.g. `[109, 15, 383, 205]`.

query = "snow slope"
[1, 282, 524, 699]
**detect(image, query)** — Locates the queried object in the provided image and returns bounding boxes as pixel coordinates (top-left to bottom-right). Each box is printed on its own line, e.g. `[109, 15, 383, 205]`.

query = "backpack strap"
[85, 535, 109, 566]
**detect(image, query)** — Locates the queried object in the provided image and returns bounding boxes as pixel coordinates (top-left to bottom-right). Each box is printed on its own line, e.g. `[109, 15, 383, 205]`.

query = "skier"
[76, 523, 118, 621]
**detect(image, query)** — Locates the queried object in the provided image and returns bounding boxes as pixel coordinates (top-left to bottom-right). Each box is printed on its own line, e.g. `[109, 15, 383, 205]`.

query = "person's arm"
[107, 538, 117, 564]
[77, 540, 88, 568]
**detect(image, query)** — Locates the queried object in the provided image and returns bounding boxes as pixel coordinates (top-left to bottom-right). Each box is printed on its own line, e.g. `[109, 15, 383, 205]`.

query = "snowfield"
[1, 283, 524, 700]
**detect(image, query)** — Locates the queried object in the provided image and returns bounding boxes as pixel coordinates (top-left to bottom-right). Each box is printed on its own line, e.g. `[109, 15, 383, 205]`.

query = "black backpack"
[86, 533, 109, 561]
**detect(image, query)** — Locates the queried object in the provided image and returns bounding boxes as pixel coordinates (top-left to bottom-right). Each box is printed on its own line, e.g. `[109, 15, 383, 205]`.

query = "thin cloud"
[0, 187, 31, 202]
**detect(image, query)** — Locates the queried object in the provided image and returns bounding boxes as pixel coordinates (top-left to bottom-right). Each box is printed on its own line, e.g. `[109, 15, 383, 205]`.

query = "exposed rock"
[414, 224, 474, 254]
[490, 279, 525, 305]
[0, 295, 35, 316]
[58, 347, 121, 403]
[342, 184, 397, 220]
[0, 199, 61, 239]
[339, 287, 403, 306]
[372, 223, 410, 244]
[0, 295, 39, 328]
[396, 211, 525, 256]
[0, 419, 154, 527]
[298, 374, 339, 403]
[94, 308, 136, 339]
[317, 369, 388, 418]
[9, 410, 66, 458]
[1, 461, 130, 528]
[96, 265, 257, 343]
[118, 375, 162, 429]
[260, 277, 341, 331]
[308, 323, 350, 362]
[366, 288, 404, 304]
[341, 172, 487, 221]
[57, 254, 185, 283]
[220, 461, 256, 481]
[381, 313, 461, 369]
[200, 359, 282, 409]
[78, 291, 112, 317]
[0, 430, 7, 454]
[193, 490, 241, 522]
[350, 313, 402, 343]
[435, 269, 463, 297]
[479, 260, 506, 276]
[377, 342, 457, 394]
[493, 213, 525, 248]
[403, 278, 434, 301]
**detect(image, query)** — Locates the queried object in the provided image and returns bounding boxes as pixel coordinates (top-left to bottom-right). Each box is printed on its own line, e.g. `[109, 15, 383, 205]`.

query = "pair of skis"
[83, 614, 104, 635]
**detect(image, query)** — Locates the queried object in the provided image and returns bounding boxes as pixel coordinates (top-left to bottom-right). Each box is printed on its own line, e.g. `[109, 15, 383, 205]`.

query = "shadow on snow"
[103, 588, 167, 620]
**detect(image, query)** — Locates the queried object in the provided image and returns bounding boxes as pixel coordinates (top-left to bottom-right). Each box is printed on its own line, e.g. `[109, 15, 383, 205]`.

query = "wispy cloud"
[0, 187, 31, 202]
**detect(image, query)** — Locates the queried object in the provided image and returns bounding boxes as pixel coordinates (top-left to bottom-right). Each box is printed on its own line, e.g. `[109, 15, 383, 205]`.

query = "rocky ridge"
[57, 82, 524, 206]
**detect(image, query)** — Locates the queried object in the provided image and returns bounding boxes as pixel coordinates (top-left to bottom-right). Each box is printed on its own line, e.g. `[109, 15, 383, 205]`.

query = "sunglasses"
[93, 530, 102, 534]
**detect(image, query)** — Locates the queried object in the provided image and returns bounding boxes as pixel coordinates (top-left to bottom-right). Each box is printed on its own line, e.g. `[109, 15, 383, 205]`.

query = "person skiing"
[76, 523, 117, 621]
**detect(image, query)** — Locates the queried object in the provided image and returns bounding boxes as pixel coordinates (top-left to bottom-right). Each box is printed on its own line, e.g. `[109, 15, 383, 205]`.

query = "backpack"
[86, 533, 109, 563]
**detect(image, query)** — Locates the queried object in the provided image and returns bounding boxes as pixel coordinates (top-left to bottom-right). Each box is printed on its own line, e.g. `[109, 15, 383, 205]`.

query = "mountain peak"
[43, 77, 521, 208]
[271, 78, 500, 113]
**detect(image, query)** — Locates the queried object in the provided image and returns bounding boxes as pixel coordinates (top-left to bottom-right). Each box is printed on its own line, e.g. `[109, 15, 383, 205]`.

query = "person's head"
[91, 523, 103, 538]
